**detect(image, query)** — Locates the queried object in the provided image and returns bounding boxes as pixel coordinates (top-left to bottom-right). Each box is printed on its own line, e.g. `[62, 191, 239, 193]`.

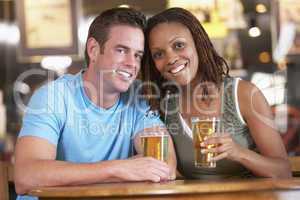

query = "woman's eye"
[152, 52, 163, 60]
[174, 42, 184, 49]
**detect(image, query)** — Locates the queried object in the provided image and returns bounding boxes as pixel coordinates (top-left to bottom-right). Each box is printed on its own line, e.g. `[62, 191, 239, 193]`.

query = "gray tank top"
[164, 77, 256, 179]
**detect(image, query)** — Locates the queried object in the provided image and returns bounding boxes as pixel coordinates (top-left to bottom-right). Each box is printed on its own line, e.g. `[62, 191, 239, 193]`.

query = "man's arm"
[133, 127, 177, 180]
[14, 136, 172, 195]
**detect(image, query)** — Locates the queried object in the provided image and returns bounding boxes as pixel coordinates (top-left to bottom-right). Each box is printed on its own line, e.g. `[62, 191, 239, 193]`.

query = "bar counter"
[28, 178, 300, 200]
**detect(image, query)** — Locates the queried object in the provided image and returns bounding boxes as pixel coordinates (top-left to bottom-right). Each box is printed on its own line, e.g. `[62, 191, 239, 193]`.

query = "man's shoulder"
[37, 71, 81, 92]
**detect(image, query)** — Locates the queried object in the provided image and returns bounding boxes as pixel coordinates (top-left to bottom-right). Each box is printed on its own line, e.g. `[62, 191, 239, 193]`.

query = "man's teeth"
[116, 70, 132, 78]
[170, 64, 186, 74]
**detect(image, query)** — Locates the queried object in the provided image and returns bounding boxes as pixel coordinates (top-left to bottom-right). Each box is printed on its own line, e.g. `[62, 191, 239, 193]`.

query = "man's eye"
[117, 48, 125, 53]
[152, 52, 163, 60]
[135, 54, 143, 60]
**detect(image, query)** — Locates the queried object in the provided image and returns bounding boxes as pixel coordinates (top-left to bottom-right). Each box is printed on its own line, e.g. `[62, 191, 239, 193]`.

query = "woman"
[141, 7, 291, 179]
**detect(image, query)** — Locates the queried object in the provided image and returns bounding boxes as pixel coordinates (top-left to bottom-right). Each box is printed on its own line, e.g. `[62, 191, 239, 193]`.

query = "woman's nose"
[166, 51, 178, 65]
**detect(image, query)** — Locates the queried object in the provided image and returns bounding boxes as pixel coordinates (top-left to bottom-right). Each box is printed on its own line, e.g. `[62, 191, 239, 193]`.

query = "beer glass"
[141, 131, 169, 162]
[191, 116, 221, 168]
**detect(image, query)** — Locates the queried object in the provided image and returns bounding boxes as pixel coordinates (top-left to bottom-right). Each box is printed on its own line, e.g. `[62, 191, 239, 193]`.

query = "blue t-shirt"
[17, 70, 163, 200]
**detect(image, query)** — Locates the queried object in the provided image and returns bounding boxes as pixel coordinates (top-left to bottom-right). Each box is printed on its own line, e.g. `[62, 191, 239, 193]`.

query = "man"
[14, 8, 176, 199]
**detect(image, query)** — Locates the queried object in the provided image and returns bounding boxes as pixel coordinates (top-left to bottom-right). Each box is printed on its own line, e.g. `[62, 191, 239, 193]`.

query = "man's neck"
[83, 68, 120, 109]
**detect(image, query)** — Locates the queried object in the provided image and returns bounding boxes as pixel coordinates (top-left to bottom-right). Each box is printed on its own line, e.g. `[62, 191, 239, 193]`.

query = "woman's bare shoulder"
[237, 79, 270, 118]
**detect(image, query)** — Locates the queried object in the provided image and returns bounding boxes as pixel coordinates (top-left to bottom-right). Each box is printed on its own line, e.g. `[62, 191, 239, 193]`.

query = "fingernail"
[200, 142, 205, 147]
[201, 149, 205, 154]
[204, 136, 208, 140]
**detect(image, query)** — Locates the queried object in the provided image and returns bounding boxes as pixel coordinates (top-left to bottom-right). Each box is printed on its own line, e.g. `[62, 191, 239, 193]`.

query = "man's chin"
[110, 79, 133, 93]
[115, 85, 131, 93]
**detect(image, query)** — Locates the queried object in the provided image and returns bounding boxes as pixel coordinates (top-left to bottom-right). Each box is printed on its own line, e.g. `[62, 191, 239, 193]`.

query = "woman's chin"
[165, 76, 192, 86]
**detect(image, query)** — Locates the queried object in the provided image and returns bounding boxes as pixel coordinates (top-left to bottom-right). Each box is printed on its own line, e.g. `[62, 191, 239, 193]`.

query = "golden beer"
[141, 135, 169, 162]
[192, 117, 220, 168]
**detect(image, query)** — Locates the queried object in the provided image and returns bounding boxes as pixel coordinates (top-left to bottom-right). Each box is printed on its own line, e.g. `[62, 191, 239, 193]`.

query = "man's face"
[93, 25, 144, 94]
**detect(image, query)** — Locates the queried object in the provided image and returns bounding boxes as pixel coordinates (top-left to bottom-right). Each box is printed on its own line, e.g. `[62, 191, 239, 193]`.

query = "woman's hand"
[200, 133, 245, 162]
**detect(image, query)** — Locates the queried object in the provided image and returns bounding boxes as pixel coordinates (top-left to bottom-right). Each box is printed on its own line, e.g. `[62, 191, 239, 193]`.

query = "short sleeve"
[18, 83, 65, 146]
[133, 99, 165, 136]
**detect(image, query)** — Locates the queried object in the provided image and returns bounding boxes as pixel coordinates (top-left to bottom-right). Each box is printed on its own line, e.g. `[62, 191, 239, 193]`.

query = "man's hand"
[112, 156, 172, 182]
[133, 127, 177, 182]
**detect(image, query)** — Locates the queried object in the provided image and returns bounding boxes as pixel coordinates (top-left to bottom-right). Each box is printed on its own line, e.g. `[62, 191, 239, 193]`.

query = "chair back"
[0, 161, 14, 200]
[290, 156, 300, 176]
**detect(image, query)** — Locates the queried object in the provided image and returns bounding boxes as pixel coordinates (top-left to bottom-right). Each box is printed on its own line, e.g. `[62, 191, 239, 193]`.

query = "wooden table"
[28, 178, 300, 200]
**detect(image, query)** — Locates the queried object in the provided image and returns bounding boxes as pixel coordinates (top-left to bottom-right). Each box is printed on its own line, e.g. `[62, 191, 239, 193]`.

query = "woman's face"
[149, 22, 199, 86]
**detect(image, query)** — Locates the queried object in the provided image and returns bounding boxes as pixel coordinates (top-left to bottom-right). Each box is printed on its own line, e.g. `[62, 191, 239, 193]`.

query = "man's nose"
[124, 53, 137, 67]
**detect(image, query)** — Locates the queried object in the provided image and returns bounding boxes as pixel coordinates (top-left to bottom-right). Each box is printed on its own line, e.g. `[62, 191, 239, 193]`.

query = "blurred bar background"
[0, 0, 299, 162]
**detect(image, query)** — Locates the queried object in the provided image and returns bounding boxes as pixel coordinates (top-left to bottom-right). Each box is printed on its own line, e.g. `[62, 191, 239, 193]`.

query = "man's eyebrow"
[115, 44, 144, 54]
[115, 44, 130, 50]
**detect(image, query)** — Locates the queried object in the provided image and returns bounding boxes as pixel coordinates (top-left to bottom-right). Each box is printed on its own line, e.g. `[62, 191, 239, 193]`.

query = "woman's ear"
[86, 37, 99, 65]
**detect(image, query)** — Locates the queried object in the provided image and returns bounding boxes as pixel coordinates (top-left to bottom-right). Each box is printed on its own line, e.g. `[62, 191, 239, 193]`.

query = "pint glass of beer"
[141, 132, 169, 162]
[191, 116, 220, 168]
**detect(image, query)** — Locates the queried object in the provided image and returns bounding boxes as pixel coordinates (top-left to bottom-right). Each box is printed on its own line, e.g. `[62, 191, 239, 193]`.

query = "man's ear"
[87, 37, 99, 64]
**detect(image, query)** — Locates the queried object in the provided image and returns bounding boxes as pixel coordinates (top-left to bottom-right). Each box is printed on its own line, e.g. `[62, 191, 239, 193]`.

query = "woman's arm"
[234, 80, 291, 178]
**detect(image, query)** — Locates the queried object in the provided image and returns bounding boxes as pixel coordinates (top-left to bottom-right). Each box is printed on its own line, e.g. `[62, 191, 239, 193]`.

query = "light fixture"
[118, 4, 130, 8]
[248, 26, 261, 37]
[41, 56, 72, 75]
[256, 3, 267, 13]
[259, 51, 271, 63]
[248, 18, 261, 37]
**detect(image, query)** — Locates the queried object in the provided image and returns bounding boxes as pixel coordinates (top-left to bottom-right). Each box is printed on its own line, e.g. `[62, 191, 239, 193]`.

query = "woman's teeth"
[170, 64, 186, 74]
